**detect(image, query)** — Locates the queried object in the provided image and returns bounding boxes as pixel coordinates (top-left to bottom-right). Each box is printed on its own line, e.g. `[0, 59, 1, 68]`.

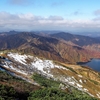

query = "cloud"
[48, 16, 64, 20]
[73, 11, 81, 15]
[0, 12, 19, 19]
[73, 11, 79, 15]
[70, 10, 82, 16]
[0, 12, 100, 32]
[51, 1, 64, 7]
[93, 9, 100, 21]
[9, 0, 26, 5]
[8, 0, 33, 6]
[94, 9, 100, 16]
[93, 17, 100, 21]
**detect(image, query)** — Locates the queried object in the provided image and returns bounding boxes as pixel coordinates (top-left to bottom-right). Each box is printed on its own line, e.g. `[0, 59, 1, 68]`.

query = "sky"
[0, 0, 100, 32]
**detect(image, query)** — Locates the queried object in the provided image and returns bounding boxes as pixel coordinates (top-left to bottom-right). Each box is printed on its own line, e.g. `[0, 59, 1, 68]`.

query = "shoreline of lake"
[78, 58, 100, 72]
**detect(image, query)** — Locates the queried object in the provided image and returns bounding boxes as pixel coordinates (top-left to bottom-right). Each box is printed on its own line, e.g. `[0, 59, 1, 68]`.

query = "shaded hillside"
[0, 70, 97, 100]
[0, 32, 100, 63]
[0, 70, 40, 100]
[50, 32, 100, 46]
[0, 34, 27, 49]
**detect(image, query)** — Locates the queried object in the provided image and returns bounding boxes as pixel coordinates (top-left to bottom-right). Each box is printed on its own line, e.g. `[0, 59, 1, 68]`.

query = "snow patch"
[78, 75, 82, 78]
[97, 93, 100, 98]
[79, 79, 83, 83]
[84, 80, 86, 83]
[83, 88, 88, 92]
[5, 52, 97, 98]
[8, 53, 28, 65]
[76, 83, 83, 88]
[7, 52, 69, 74]
[31, 57, 68, 73]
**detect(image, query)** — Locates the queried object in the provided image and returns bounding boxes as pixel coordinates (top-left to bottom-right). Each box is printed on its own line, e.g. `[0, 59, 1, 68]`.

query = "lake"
[79, 59, 100, 72]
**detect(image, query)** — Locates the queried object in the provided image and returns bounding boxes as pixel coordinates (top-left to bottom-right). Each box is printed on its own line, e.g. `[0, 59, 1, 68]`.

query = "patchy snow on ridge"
[31, 57, 68, 73]
[7, 52, 68, 74]
[8, 53, 28, 65]
[31, 58, 54, 73]
[7, 53, 85, 89]
[6, 52, 99, 98]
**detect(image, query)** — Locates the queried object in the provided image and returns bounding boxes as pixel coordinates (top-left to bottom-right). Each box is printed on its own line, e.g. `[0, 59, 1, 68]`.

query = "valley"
[0, 32, 100, 99]
[0, 32, 100, 64]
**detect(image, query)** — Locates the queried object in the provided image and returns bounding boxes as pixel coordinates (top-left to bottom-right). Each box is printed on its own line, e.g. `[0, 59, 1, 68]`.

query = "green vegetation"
[30, 73, 97, 100]
[60, 64, 78, 74]
[0, 71, 37, 92]
[0, 83, 32, 100]
[66, 66, 78, 74]
[89, 79, 99, 85]
[0, 84, 17, 100]
[0, 70, 39, 100]
[28, 87, 97, 100]
[0, 71, 98, 100]
[32, 73, 60, 88]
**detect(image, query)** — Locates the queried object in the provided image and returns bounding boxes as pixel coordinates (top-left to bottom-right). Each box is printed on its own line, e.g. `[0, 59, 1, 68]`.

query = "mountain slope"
[0, 70, 97, 100]
[0, 70, 40, 100]
[0, 52, 100, 99]
[50, 32, 100, 46]
[0, 32, 100, 63]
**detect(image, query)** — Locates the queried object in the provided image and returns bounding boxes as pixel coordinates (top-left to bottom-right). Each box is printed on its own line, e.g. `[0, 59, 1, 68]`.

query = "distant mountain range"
[1, 30, 100, 37]
[50, 32, 100, 52]
[0, 31, 100, 63]
[50, 32, 100, 46]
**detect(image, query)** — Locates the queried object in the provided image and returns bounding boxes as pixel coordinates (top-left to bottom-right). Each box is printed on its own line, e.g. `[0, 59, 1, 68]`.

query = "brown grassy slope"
[0, 32, 100, 64]
[57, 62, 100, 98]
[0, 70, 40, 93]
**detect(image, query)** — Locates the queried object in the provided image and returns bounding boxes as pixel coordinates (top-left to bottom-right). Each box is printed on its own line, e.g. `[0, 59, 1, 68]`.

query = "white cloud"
[8, 0, 26, 5]
[0, 12, 100, 32]
[8, 0, 34, 6]
[48, 16, 64, 20]
[93, 9, 100, 21]
[72, 11, 82, 16]
[93, 17, 100, 21]
[94, 9, 100, 16]
[51, 1, 64, 7]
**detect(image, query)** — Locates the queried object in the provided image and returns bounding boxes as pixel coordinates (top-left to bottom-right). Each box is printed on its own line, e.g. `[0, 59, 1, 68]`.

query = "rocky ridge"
[0, 52, 100, 99]
[0, 32, 100, 64]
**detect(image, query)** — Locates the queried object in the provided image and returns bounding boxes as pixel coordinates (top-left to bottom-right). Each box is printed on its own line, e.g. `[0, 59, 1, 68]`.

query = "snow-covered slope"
[0, 52, 100, 98]
[7, 53, 68, 75]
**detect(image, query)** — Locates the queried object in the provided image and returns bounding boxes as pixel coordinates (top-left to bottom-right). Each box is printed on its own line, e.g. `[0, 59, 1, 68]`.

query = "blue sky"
[0, 0, 100, 32]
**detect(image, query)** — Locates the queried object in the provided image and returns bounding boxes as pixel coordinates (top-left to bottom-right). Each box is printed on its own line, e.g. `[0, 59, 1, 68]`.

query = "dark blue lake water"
[80, 59, 100, 72]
